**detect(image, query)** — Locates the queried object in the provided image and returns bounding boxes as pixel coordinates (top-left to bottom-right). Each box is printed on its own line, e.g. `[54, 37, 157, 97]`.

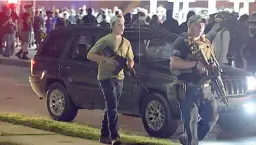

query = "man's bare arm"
[87, 52, 118, 64]
[127, 59, 134, 69]
[170, 56, 197, 70]
[87, 52, 107, 62]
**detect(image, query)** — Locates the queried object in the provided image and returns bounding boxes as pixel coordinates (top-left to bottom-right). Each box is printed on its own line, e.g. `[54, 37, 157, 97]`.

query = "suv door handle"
[60, 65, 70, 69]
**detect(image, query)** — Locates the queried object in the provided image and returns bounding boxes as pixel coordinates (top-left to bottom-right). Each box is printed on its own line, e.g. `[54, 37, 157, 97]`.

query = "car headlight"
[247, 76, 256, 91]
[243, 102, 256, 114]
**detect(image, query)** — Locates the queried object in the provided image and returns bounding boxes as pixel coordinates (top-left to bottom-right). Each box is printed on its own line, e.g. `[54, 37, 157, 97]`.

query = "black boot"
[15, 50, 22, 59]
[21, 52, 29, 60]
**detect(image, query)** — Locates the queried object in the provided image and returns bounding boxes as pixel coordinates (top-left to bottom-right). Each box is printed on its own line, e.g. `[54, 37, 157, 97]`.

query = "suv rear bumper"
[29, 75, 46, 99]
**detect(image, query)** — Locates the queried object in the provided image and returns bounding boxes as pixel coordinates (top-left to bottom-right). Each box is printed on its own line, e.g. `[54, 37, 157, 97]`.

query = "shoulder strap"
[114, 36, 124, 54]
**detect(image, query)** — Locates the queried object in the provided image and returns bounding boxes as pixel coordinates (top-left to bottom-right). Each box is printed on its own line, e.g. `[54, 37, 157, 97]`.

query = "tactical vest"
[187, 36, 214, 62]
[173, 35, 215, 76]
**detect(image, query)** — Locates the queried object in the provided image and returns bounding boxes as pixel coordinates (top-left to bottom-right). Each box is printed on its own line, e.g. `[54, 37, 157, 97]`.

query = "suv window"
[67, 34, 93, 62]
[39, 32, 71, 58]
[147, 38, 173, 61]
[130, 40, 147, 63]
[130, 38, 172, 64]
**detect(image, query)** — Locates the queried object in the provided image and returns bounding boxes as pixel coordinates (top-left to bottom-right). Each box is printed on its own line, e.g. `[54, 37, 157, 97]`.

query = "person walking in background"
[161, 9, 180, 34]
[15, 4, 33, 60]
[235, 14, 250, 68]
[179, 11, 195, 33]
[33, 10, 44, 50]
[149, 14, 161, 27]
[82, 8, 97, 26]
[241, 13, 256, 73]
[0, 7, 16, 57]
[207, 14, 231, 65]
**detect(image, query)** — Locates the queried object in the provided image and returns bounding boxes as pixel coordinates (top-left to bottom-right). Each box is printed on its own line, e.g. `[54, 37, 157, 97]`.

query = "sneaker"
[111, 138, 121, 145]
[99, 136, 111, 144]
[179, 134, 188, 145]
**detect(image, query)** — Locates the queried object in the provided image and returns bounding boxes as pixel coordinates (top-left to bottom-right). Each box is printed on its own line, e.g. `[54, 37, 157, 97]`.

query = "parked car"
[29, 25, 256, 138]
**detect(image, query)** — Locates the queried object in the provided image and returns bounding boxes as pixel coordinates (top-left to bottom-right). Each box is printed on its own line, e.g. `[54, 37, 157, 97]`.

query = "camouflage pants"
[178, 86, 219, 145]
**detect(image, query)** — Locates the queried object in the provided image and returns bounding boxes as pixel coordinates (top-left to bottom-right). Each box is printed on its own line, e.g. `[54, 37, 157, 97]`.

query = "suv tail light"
[31, 59, 36, 75]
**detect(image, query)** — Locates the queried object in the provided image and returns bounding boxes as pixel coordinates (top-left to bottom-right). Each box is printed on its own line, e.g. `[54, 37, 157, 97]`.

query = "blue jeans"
[178, 86, 219, 145]
[98, 78, 123, 139]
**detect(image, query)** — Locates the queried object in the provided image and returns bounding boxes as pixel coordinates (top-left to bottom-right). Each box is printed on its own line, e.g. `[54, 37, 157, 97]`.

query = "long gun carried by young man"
[103, 39, 149, 93]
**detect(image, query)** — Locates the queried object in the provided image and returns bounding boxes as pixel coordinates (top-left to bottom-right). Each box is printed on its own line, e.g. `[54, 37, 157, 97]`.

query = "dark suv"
[29, 25, 256, 138]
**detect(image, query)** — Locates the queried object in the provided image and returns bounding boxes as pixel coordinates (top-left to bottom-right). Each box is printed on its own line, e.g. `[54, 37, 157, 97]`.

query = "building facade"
[2, 0, 256, 15]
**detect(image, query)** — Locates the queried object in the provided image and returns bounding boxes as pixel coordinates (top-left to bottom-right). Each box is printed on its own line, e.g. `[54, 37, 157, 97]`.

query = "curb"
[0, 112, 175, 145]
[0, 57, 30, 68]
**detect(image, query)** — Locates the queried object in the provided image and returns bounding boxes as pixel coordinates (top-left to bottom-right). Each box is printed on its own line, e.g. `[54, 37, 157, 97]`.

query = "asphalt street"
[0, 64, 256, 145]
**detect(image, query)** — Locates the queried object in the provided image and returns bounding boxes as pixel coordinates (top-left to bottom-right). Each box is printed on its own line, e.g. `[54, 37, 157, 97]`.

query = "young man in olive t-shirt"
[87, 15, 134, 145]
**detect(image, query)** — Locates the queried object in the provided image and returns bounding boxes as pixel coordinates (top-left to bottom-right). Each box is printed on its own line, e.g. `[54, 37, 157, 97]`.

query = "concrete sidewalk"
[0, 121, 103, 145]
[0, 46, 36, 67]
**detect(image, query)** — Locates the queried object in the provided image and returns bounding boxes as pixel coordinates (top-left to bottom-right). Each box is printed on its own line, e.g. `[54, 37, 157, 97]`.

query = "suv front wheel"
[141, 93, 179, 138]
[46, 83, 78, 122]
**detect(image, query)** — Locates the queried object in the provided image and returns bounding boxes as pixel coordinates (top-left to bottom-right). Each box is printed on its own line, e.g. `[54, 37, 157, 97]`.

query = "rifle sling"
[113, 36, 124, 55]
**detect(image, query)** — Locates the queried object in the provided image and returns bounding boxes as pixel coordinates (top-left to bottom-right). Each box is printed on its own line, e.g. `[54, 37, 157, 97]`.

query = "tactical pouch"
[176, 82, 187, 101]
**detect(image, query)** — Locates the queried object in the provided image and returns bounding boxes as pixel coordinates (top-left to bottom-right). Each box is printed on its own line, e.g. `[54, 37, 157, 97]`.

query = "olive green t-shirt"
[88, 34, 134, 80]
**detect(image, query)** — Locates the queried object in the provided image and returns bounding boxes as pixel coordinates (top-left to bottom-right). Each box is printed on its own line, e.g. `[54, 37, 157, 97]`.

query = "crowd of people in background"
[0, 3, 255, 72]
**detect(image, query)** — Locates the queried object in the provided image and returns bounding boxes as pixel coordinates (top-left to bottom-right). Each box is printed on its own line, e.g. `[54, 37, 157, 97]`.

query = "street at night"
[1, 0, 256, 144]
[0, 63, 256, 145]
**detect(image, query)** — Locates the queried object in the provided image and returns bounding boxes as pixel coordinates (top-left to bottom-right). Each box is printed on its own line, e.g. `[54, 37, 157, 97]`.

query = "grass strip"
[0, 112, 178, 145]
[0, 140, 24, 145]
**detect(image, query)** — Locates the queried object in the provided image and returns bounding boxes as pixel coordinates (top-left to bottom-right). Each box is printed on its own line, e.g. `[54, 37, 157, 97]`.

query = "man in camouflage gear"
[170, 15, 219, 145]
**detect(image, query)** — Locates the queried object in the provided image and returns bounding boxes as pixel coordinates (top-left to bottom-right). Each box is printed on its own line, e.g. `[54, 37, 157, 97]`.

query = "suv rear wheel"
[141, 93, 179, 138]
[46, 83, 78, 122]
